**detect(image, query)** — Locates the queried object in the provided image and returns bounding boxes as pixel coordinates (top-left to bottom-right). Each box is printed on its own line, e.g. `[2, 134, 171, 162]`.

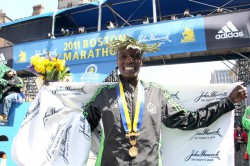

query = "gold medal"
[126, 132, 140, 138]
[129, 146, 138, 157]
[118, 82, 144, 158]
[130, 140, 137, 146]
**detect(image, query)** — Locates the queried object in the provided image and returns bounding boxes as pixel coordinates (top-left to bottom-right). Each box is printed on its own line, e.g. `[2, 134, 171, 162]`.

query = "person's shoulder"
[141, 80, 165, 90]
[96, 82, 118, 93]
[141, 81, 171, 95]
[242, 130, 248, 134]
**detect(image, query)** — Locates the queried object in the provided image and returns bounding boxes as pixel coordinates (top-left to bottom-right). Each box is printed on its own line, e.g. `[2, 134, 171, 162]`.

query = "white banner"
[11, 82, 237, 166]
[161, 84, 235, 166]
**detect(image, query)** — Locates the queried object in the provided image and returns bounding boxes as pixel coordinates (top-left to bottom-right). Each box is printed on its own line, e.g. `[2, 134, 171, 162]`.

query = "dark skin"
[117, 46, 248, 103]
[117, 47, 143, 87]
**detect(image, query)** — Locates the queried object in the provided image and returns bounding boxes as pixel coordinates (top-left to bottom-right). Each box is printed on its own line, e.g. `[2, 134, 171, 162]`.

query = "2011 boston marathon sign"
[12, 17, 206, 70]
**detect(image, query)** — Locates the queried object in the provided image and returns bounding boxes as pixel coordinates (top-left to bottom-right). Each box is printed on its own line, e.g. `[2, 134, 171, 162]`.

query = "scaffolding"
[233, 56, 250, 126]
[236, 59, 250, 86]
[103, 67, 119, 82]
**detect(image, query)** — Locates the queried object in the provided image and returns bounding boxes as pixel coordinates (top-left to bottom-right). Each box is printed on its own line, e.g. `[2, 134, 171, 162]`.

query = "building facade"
[58, 0, 98, 9]
[0, 10, 13, 47]
[210, 69, 236, 84]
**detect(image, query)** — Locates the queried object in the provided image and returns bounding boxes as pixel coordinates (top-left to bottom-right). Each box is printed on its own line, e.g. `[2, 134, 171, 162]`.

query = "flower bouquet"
[28, 52, 70, 84]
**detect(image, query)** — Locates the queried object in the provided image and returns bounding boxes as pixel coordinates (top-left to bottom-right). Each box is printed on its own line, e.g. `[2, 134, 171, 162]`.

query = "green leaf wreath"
[106, 35, 161, 53]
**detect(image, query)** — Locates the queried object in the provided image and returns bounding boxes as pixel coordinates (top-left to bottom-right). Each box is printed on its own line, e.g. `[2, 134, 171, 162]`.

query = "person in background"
[234, 124, 248, 152]
[242, 106, 250, 165]
[83, 35, 248, 166]
[0, 69, 24, 120]
[182, 9, 194, 18]
[0, 64, 11, 104]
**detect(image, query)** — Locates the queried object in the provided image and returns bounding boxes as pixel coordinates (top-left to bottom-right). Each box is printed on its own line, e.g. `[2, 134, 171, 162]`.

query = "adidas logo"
[215, 21, 243, 39]
[0, 53, 7, 65]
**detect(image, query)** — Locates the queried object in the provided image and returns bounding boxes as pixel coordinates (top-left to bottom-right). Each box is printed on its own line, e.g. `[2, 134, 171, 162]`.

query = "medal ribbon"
[116, 81, 144, 133]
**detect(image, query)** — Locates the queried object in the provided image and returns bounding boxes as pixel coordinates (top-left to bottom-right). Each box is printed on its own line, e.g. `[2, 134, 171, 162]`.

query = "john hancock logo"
[194, 91, 227, 102]
[80, 64, 99, 82]
[189, 128, 222, 140]
[59, 125, 72, 165]
[181, 27, 196, 43]
[185, 150, 220, 162]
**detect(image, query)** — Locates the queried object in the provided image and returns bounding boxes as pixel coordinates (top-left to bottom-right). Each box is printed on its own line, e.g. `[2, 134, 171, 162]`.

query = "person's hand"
[228, 85, 248, 103]
[8, 82, 15, 86]
[237, 136, 242, 140]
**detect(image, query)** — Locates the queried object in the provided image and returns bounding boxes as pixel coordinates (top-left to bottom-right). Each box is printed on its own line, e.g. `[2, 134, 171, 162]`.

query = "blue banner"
[13, 17, 206, 70]
[70, 61, 117, 82]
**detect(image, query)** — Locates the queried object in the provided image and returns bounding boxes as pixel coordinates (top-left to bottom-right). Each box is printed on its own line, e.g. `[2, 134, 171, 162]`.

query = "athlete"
[83, 35, 247, 165]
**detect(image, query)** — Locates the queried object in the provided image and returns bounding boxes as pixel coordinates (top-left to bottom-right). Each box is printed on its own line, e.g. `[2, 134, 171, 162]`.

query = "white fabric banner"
[11, 82, 237, 166]
[161, 83, 235, 166]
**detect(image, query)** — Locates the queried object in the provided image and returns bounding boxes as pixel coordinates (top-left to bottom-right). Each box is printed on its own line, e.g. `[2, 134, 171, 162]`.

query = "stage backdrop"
[11, 82, 237, 166]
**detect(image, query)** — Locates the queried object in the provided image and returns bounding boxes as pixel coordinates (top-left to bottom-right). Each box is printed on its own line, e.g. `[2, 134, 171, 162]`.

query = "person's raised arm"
[162, 85, 247, 130]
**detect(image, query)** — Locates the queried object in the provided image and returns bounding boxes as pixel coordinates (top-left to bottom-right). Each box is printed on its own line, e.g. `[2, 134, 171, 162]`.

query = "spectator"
[0, 69, 24, 120]
[170, 14, 178, 20]
[242, 106, 250, 165]
[0, 64, 11, 103]
[183, 9, 194, 18]
[234, 124, 248, 152]
[216, 7, 224, 13]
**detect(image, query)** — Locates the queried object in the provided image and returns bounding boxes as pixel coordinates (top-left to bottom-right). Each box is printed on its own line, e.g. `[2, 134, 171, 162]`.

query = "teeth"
[125, 67, 134, 70]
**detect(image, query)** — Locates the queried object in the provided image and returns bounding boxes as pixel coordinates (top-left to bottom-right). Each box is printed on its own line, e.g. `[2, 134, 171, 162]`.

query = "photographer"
[0, 69, 24, 121]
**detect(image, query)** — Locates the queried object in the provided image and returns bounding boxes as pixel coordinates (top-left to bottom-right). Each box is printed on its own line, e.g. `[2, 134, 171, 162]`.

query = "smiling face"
[117, 47, 143, 81]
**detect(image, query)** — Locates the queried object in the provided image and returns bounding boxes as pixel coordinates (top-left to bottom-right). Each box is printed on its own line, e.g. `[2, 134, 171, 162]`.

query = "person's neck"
[120, 76, 138, 87]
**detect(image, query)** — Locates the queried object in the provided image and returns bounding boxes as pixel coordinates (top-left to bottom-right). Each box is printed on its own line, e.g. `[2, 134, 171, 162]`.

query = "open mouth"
[125, 67, 134, 71]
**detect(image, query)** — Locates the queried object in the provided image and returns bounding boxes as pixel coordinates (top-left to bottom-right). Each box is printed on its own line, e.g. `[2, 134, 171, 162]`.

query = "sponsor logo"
[79, 116, 91, 140]
[24, 100, 40, 120]
[181, 27, 196, 43]
[0, 53, 7, 64]
[43, 107, 63, 127]
[189, 128, 222, 140]
[147, 102, 156, 114]
[18, 50, 26, 63]
[46, 122, 67, 162]
[138, 34, 172, 44]
[60, 125, 72, 165]
[51, 86, 86, 96]
[215, 21, 243, 39]
[194, 91, 227, 102]
[185, 150, 220, 161]
[35, 48, 58, 57]
[80, 64, 99, 82]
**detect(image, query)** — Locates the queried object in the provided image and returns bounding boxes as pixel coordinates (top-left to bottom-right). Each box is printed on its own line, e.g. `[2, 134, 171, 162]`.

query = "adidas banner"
[12, 82, 239, 166]
[0, 46, 13, 68]
[204, 10, 250, 50]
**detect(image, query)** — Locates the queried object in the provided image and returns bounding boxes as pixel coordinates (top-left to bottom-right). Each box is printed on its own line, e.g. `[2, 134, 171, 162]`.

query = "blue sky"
[1, 0, 57, 20]
[0, 1, 234, 84]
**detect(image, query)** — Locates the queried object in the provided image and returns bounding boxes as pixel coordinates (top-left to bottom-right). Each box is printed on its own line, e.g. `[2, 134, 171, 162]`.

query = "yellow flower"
[46, 65, 53, 72]
[55, 59, 66, 71]
[34, 64, 45, 74]
[29, 53, 70, 82]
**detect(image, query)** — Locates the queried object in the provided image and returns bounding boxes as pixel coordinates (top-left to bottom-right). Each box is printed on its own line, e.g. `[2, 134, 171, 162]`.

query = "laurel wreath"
[106, 35, 161, 53]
